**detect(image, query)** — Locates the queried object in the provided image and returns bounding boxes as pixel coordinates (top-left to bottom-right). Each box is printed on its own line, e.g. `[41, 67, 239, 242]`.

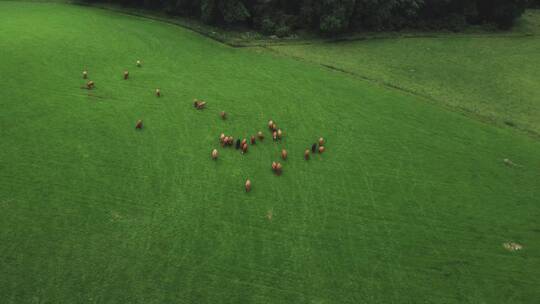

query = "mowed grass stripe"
[0, 2, 539, 303]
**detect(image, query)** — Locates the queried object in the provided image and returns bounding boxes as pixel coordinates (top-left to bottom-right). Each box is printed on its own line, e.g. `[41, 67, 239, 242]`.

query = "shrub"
[260, 17, 277, 35]
[275, 25, 291, 37]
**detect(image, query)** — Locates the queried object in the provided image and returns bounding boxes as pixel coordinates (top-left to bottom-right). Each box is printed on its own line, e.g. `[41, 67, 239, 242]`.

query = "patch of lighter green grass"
[267, 10, 540, 136]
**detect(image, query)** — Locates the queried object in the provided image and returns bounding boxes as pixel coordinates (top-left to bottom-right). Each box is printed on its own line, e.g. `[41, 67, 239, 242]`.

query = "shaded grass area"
[1, 2, 539, 303]
[265, 10, 540, 136]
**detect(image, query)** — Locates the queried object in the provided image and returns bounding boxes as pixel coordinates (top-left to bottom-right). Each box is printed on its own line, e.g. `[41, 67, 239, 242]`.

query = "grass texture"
[1, 2, 539, 303]
[266, 10, 540, 136]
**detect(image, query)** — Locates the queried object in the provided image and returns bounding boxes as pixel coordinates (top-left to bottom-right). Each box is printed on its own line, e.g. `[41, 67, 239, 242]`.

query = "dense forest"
[81, 0, 531, 36]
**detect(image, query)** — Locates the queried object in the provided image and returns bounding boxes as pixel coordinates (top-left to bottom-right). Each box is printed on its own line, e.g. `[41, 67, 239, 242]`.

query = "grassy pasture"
[266, 10, 540, 136]
[0, 2, 539, 303]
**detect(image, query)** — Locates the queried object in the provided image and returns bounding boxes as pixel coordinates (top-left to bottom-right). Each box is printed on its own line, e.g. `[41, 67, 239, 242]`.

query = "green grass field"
[266, 10, 540, 136]
[1, 2, 539, 303]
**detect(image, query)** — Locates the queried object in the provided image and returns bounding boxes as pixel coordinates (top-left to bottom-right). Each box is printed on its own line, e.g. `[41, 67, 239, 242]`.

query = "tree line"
[81, 0, 532, 36]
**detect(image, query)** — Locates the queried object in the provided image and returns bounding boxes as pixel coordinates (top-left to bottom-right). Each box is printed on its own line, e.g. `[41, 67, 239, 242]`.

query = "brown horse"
[275, 162, 283, 175]
[194, 100, 206, 109]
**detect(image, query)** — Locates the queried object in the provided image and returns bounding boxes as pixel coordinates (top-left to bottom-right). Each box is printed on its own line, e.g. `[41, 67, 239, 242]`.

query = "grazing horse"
[281, 149, 288, 160]
[275, 162, 283, 175]
[194, 100, 206, 109]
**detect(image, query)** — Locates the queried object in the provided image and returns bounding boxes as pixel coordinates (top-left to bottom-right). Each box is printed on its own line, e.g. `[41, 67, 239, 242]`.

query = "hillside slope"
[1, 2, 539, 303]
[266, 10, 540, 136]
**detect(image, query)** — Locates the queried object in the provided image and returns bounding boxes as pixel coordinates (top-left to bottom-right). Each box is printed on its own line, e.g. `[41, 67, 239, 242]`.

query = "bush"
[220, 0, 250, 24]
[200, 0, 217, 23]
[319, 0, 355, 34]
[275, 25, 292, 37]
[260, 17, 277, 35]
